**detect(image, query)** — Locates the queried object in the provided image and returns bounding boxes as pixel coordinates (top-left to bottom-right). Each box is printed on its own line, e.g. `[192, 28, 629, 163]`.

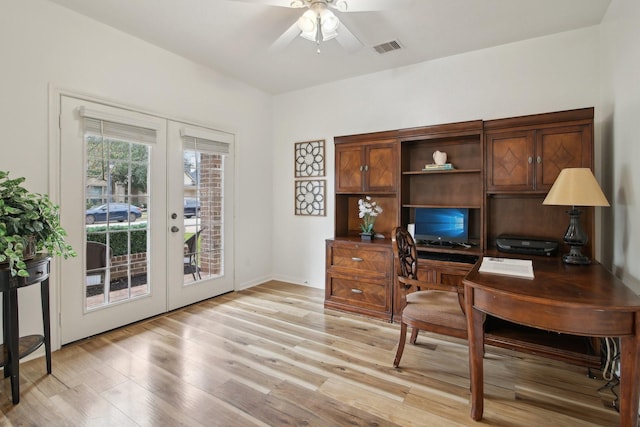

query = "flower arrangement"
[358, 196, 383, 234]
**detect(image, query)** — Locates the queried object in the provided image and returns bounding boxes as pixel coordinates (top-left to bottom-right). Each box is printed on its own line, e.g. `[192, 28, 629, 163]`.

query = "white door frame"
[48, 87, 236, 349]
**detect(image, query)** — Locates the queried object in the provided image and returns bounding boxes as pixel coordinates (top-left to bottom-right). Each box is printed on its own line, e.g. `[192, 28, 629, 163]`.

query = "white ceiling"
[47, 0, 611, 94]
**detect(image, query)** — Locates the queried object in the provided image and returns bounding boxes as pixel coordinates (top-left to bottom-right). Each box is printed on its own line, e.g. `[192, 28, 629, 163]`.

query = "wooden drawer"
[327, 274, 387, 309]
[329, 244, 390, 276]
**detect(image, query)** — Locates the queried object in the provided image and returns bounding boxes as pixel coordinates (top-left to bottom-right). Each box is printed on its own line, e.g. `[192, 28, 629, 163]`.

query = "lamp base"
[561, 207, 591, 265]
[562, 245, 591, 265]
[562, 253, 592, 265]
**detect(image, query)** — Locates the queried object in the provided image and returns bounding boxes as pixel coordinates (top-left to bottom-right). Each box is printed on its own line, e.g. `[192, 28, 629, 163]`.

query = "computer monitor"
[414, 207, 469, 244]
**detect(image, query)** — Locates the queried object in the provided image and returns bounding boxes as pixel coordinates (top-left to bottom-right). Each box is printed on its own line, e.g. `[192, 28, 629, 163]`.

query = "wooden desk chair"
[391, 227, 468, 367]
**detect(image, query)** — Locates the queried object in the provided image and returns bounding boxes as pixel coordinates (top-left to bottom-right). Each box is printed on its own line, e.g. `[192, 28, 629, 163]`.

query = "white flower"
[358, 196, 383, 233]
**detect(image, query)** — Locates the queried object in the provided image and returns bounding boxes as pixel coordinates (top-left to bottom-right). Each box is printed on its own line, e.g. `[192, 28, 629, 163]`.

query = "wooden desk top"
[465, 256, 640, 310]
[464, 257, 640, 337]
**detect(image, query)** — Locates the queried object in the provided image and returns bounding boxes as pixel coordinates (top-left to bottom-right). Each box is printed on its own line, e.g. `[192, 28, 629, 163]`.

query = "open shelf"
[0, 335, 45, 368]
[403, 169, 482, 175]
[403, 204, 482, 209]
[485, 318, 600, 368]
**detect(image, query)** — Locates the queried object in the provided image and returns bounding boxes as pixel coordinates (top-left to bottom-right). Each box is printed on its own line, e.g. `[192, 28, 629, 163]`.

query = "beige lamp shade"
[543, 168, 610, 207]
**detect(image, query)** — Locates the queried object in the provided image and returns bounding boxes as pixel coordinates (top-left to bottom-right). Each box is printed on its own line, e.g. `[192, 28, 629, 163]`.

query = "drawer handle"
[351, 288, 363, 294]
[351, 257, 363, 262]
[34, 270, 44, 276]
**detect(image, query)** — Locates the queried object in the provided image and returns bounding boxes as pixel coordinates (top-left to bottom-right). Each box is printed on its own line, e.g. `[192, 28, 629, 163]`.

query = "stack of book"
[422, 163, 454, 171]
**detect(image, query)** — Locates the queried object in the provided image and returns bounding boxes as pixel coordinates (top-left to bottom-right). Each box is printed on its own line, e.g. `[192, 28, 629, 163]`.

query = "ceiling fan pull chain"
[316, 14, 322, 53]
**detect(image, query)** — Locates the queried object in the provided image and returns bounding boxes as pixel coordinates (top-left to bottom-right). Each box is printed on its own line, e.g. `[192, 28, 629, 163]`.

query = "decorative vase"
[433, 150, 447, 165]
[360, 232, 374, 241]
[23, 235, 37, 260]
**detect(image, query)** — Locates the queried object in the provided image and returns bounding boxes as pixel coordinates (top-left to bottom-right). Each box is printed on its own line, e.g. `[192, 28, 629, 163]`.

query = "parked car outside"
[184, 198, 201, 218]
[86, 203, 142, 224]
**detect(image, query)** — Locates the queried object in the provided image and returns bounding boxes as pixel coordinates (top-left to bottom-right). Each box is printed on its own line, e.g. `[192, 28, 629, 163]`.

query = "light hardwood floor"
[3, 281, 623, 426]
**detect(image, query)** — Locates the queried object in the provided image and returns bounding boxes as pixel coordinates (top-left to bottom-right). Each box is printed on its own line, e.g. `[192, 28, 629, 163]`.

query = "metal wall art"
[294, 179, 325, 216]
[294, 139, 325, 177]
[294, 140, 325, 216]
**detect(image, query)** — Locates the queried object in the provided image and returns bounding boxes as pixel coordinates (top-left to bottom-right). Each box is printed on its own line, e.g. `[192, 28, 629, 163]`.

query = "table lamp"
[542, 168, 609, 265]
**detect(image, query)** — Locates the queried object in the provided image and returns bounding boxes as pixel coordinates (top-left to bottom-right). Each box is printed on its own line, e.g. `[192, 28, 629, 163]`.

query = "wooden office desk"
[463, 257, 640, 427]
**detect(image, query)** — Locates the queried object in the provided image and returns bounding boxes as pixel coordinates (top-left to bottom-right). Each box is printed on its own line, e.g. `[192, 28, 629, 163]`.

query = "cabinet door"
[486, 130, 535, 192]
[335, 145, 364, 193]
[364, 143, 398, 192]
[536, 124, 592, 191]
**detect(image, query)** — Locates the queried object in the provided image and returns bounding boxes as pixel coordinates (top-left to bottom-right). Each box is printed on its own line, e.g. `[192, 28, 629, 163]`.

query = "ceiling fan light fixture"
[297, 9, 317, 34]
[296, 1, 342, 49]
[320, 9, 339, 33]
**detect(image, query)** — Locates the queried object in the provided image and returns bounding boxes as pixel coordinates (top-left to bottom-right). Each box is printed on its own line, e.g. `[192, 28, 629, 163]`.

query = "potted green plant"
[0, 171, 76, 277]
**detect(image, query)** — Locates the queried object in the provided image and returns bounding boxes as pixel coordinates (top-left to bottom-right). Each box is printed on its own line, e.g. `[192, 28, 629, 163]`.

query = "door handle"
[171, 226, 180, 233]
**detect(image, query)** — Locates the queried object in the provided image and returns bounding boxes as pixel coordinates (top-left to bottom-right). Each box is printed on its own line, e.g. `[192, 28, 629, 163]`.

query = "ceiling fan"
[233, 0, 411, 53]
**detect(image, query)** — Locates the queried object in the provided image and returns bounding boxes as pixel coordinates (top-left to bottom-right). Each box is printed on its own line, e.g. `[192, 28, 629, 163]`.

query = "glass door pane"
[167, 121, 234, 310]
[85, 137, 150, 309]
[182, 148, 224, 284]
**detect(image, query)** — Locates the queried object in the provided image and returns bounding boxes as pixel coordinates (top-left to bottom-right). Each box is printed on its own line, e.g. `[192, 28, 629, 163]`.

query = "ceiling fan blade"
[268, 21, 301, 53]
[330, 0, 413, 12]
[335, 23, 363, 53]
[229, 0, 299, 8]
[232, 0, 412, 11]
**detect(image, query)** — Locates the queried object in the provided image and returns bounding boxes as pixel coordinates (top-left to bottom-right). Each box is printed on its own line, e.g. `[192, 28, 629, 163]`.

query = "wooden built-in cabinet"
[399, 120, 485, 252]
[328, 133, 400, 321]
[486, 109, 593, 193]
[335, 139, 399, 194]
[326, 107, 601, 367]
[484, 108, 595, 259]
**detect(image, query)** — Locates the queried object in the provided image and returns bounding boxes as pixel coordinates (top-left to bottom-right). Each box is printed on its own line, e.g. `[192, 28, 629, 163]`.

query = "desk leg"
[7, 288, 20, 404]
[465, 286, 484, 421]
[619, 318, 640, 427]
[40, 279, 51, 374]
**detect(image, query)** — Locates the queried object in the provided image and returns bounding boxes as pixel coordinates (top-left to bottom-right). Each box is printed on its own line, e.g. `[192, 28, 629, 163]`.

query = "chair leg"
[394, 322, 408, 367]
[409, 327, 419, 344]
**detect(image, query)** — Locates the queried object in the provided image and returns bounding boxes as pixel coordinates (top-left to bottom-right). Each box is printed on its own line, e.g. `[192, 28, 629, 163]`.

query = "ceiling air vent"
[373, 40, 402, 54]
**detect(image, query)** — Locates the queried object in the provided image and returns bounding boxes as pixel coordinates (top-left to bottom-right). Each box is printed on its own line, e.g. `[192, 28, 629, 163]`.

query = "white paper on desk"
[479, 257, 534, 279]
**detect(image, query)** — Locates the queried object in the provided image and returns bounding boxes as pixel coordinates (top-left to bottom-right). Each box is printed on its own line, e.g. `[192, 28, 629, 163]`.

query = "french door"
[166, 121, 235, 310]
[58, 95, 234, 344]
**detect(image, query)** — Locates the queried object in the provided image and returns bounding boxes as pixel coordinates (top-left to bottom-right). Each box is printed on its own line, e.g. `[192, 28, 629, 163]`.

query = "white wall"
[272, 27, 602, 289]
[600, 0, 640, 293]
[0, 0, 274, 347]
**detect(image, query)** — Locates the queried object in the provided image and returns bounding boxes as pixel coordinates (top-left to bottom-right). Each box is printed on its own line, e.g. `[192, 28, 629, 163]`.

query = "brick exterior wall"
[199, 153, 223, 275]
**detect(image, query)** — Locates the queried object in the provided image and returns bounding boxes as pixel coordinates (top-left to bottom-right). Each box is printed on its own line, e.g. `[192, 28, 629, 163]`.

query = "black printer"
[496, 235, 559, 257]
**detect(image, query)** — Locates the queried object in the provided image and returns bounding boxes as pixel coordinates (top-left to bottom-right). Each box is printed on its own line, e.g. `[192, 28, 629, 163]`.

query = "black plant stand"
[0, 254, 51, 404]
